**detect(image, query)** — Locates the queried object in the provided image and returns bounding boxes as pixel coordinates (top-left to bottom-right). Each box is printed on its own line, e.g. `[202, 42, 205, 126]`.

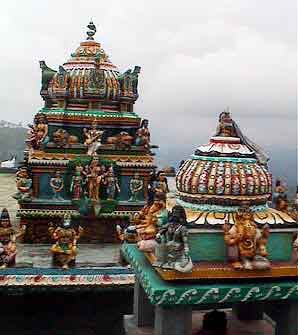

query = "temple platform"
[146, 253, 298, 281]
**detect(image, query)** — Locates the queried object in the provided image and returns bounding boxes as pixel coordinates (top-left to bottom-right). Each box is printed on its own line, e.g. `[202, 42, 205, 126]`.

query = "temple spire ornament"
[86, 21, 97, 40]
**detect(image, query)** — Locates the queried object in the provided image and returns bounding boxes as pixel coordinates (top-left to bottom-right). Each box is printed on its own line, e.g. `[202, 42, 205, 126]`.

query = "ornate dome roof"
[40, 22, 140, 104]
[176, 111, 272, 208]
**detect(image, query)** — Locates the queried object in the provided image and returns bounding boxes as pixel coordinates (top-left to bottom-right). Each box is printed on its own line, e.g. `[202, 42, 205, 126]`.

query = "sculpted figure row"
[26, 114, 152, 155]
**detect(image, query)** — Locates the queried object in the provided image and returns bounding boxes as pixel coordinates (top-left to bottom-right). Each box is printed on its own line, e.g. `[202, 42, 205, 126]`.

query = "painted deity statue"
[83, 121, 104, 156]
[105, 167, 120, 200]
[49, 214, 83, 269]
[117, 193, 168, 248]
[50, 171, 64, 200]
[87, 158, 105, 202]
[128, 173, 143, 202]
[272, 179, 289, 212]
[70, 171, 84, 200]
[135, 119, 150, 150]
[26, 114, 49, 150]
[223, 206, 270, 270]
[154, 205, 193, 273]
[148, 171, 169, 205]
[0, 208, 22, 268]
[13, 167, 32, 202]
[216, 110, 237, 137]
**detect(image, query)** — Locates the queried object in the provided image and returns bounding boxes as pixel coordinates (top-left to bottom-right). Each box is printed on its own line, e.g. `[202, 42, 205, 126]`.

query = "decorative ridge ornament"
[86, 21, 97, 40]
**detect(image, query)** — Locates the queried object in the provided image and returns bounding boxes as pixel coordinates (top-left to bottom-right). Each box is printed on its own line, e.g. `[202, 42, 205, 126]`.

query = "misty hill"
[0, 124, 26, 163]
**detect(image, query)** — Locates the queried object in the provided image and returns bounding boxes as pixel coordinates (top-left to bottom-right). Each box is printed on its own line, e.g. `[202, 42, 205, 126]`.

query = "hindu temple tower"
[15, 22, 156, 243]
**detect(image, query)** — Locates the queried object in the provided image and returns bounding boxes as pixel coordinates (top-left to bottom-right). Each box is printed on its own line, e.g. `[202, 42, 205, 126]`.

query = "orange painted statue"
[117, 194, 168, 249]
[223, 206, 271, 270]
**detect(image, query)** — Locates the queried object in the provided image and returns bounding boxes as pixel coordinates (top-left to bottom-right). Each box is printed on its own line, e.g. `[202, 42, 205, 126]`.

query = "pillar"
[265, 301, 298, 335]
[233, 302, 264, 321]
[133, 278, 155, 327]
[155, 305, 192, 335]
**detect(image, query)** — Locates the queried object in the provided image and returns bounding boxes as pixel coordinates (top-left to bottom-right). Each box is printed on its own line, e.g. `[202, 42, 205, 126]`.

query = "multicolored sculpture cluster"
[15, 22, 157, 243]
[121, 110, 297, 280]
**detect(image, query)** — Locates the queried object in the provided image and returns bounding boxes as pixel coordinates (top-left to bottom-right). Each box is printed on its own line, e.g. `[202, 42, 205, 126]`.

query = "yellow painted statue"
[49, 214, 83, 269]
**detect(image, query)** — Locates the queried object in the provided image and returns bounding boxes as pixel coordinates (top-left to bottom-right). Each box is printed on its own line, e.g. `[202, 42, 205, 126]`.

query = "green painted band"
[191, 154, 257, 163]
[176, 198, 268, 213]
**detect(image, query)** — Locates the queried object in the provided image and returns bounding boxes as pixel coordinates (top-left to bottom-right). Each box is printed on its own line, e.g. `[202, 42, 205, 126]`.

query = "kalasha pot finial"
[86, 20, 97, 40]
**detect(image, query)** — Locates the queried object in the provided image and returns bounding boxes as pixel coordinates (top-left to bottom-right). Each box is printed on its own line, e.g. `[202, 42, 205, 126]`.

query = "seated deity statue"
[49, 214, 83, 269]
[0, 208, 25, 268]
[13, 167, 32, 202]
[83, 121, 104, 156]
[153, 205, 193, 273]
[117, 193, 168, 249]
[223, 206, 271, 270]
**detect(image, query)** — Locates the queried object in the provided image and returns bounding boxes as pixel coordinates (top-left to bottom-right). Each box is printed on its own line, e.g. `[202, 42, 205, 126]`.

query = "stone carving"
[153, 205, 193, 273]
[223, 206, 271, 270]
[128, 173, 143, 202]
[49, 214, 83, 269]
[52, 129, 79, 147]
[13, 167, 32, 202]
[26, 114, 49, 150]
[83, 121, 104, 156]
[50, 171, 64, 200]
[106, 131, 134, 150]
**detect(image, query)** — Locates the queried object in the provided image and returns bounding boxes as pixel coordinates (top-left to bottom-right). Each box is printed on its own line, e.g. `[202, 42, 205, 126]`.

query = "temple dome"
[40, 22, 140, 105]
[176, 111, 272, 208]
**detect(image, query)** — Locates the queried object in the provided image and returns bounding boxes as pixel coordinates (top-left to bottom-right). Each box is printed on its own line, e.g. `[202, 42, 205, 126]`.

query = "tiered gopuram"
[14, 22, 157, 243]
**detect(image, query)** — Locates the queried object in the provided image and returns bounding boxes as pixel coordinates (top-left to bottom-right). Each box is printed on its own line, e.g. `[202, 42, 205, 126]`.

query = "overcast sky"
[0, 0, 297, 174]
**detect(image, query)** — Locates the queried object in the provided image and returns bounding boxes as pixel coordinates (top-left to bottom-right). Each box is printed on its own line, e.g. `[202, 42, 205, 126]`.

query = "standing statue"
[154, 205, 193, 273]
[128, 173, 143, 202]
[105, 167, 120, 200]
[0, 208, 20, 268]
[87, 158, 104, 202]
[223, 206, 271, 270]
[49, 214, 83, 269]
[26, 114, 49, 150]
[70, 171, 84, 200]
[13, 167, 32, 202]
[83, 121, 104, 156]
[50, 171, 64, 200]
[135, 119, 150, 150]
